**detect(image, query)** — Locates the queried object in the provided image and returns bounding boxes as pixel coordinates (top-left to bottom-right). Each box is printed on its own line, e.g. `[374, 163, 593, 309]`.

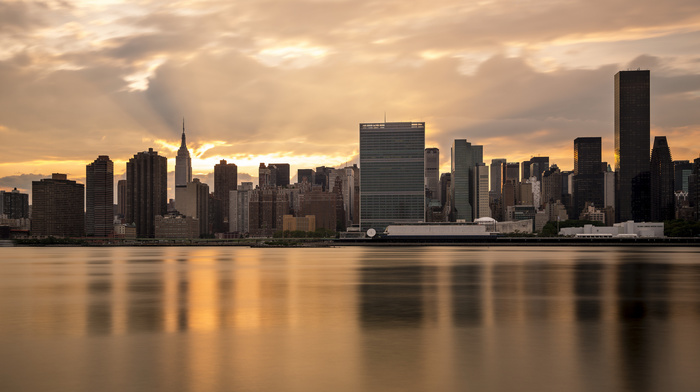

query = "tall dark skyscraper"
[673, 160, 693, 192]
[126, 148, 168, 238]
[650, 136, 674, 221]
[451, 139, 483, 221]
[31, 174, 84, 237]
[573, 137, 604, 217]
[360, 122, 425, 232]
[214, 159, 237, 222]
[117, 180, 127, 217]
[529, 157, 549, 182]
[270, 163, 290, 187]
[86, 155, 114, 237]
[615, 69, 650, 222]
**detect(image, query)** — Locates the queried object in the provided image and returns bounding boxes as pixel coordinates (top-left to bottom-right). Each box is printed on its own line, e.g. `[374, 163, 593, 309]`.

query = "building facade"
[359, 122, 425, 232]
[451, 139, 483, 221]
[175, 120, 192, 187]
[86, 155, 114, 237]
[425, 148, 440, 201]
[31, 174, 84, 237]
[573, 137, 604, 218]
[650, 136, 674, 221]
[126, 148, 168, 238]
[0, 188, 29, 219]
[615, 70, 650, 222]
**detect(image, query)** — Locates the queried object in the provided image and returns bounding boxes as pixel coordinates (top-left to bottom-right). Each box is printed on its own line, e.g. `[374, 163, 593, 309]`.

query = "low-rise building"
[154, 214, 200, 239]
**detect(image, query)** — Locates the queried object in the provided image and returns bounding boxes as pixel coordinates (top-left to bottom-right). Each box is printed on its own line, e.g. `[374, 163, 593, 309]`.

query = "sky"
[1, 0, 699, 201]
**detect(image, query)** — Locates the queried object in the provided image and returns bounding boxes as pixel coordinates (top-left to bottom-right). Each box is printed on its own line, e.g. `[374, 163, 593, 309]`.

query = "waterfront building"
[175, 120, 192, 187]
[615, 69, 651, 222]
[154, 214, 200, 239]
[573, 137, 604, 218]
[0, 188, 29, 219]
[126, 148, 168, 238]
[31, 173, 84, 237]
[650, 136, 675, 221]
[86, 155, 114, 237]
[359, 122, 425, 232]
[282, 215, 316, 232]
[425, 148, 440, 201]
[451, 139, 483, 222]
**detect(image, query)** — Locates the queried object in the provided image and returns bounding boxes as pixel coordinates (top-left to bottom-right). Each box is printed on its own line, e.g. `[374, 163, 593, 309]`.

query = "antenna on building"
[384, 111, 386, 123]
[182, 117, 185, 134]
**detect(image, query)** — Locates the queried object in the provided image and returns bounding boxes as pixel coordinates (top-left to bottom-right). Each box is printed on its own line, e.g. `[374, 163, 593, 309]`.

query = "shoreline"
[5, 237, 700, 247]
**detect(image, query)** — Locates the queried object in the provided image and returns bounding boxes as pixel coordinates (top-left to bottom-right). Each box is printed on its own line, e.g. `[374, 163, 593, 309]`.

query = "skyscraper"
[451, 139, 483, 221]
[490, 159, 506, 195]
[615, 70, 650, 222]
[529, 157, 550, 183]
[0, 188, 29, 219]
[117, 180, 127, 218]
[473, 163, 490, 218]
[650, 136, 674, 221]
[175, 119, 192, 187]
[269, 163, 290, 187]
[573, 137, 604, 217]
[31, 174, 84, 237]
[86, 155, 114, 237]
[360, 122, 425, 232]
[126, 148, 168, 238]
[425, 148, 440, 201]
[214, 159, 237, 222]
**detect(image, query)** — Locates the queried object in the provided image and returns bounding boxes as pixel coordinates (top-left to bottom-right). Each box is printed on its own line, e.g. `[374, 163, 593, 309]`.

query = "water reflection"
[1, 246, 700, 392]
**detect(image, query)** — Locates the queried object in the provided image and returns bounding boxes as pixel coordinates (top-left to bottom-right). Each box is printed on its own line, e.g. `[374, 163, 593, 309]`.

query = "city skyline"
[1, 0, 700, 197]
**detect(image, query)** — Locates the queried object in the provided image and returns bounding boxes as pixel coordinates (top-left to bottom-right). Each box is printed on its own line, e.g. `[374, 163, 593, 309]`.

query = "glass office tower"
[360, 122, 425, 233]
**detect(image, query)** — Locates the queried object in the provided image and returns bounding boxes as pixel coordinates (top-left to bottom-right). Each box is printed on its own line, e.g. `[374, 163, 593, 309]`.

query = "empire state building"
[175, 119, 192, 187]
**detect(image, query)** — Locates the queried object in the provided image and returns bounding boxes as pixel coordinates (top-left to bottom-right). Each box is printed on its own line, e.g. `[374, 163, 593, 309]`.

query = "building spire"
[180, 117, 187, 149]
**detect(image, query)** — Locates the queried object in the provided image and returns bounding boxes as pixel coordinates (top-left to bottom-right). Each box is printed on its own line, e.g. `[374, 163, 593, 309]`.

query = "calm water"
[1, 246, 699, 392]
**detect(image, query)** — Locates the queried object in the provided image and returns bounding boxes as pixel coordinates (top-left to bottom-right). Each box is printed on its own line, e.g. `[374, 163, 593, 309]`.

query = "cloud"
[1, 0, 699, 197]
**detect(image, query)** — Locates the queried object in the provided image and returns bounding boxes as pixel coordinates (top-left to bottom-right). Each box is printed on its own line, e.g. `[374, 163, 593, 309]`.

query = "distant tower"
[573, 137, 604, 218]
[126, 148, 168, 238]
[451, 139, 483, 221]
[615, 70, 650, 222]
[650, 136, 674, 221]
[214, 159, 238, 221]
[86, 155, 114, 237]
[425, 148, 440, 201]
[175, 119, 192, 187]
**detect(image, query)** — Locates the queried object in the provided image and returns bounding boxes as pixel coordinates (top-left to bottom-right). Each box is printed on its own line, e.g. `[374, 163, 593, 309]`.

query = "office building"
[439, 173, 451, 208]
[117, 180, 127, 218]
[126, 148, 168, 238]
[269, 163, 290, 187]
[529, 157, 550, 183]
[214, 159, 237, 221]
[175, 178, 209, 236]
[451, 139, 483, 221]
[229, 185, 252, 234]
[542, 165, 563, 205]
[650, 136, 674, 221]
[490, 159, 506, 195]
[86, 155, 114, 237]
[297, 169, 314, 184]
[425, 148, 440, 201]
[615, 70, 650, 222]
[0, 188, 29, 219]
[473, 163, 490, 218]
[31, 173, 84, 237]
[175, 120, 192, 187]
[249, 188, 289, 237]
[573, 137, 604, 217]
[674, 160, 693, 192]
[359, 122, 425, 232]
